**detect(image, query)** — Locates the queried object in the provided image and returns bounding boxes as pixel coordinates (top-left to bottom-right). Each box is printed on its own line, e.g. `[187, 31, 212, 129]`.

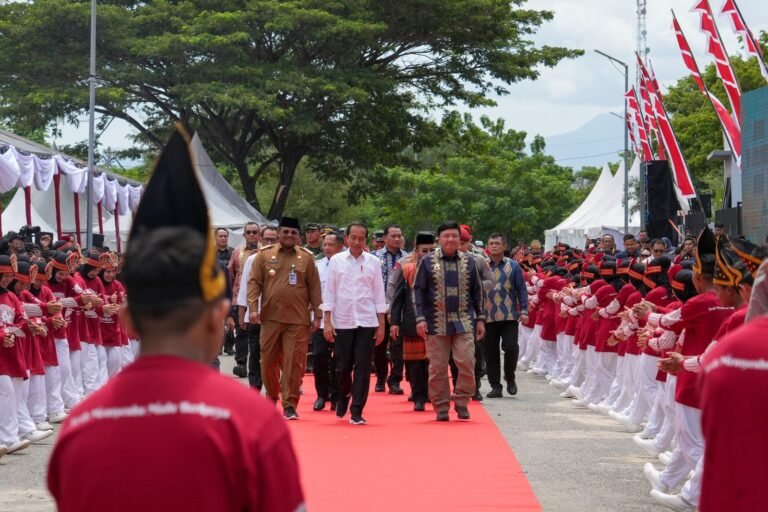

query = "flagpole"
[595, 50, 630, 234]
[85, 0, 96, 250]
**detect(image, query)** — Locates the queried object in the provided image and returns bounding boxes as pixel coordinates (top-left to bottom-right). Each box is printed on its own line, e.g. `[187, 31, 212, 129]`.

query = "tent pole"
[53, 173, 63, 238]
[24, 186, 32, 226]
[97, 201, 104, 235]
[114, 198, 121, 253]
[73, 193, 82, 246]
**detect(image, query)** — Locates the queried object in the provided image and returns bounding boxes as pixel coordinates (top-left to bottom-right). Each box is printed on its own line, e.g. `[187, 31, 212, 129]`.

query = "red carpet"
[287, 376, 541, 512]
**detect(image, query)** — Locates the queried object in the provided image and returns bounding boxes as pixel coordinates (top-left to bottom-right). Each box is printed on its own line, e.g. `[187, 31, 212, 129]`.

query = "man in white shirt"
[322, 223, 388, 425]
[312, 231, 344, 411]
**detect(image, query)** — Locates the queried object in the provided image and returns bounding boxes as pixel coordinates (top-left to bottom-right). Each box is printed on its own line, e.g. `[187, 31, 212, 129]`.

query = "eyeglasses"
[245, 230, 259, 235]
[652, 249, 664, 254]
[281, 229, 300, 236]
[262, 237, 278, 244]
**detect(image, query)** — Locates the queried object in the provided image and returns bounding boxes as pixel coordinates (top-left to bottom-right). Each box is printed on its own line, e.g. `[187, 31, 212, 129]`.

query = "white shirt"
[237, 253, 258, 317]
[316, 256, 332, 328]
[321, 250, 388, 329]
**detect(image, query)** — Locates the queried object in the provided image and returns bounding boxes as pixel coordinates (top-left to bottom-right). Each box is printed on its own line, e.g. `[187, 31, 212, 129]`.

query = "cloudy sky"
[58, 0, 768, 157]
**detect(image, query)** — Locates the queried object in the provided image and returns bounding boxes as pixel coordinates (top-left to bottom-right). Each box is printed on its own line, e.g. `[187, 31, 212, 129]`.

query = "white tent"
[545, 160, 643, 250]
[1, 130, 269, 249]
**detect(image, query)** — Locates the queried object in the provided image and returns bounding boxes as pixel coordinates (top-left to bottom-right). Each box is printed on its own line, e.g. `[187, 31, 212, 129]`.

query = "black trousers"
[235, 325, 249, 367]
[223, 328, 235, 353]
[374, 318, 403, 386]
[484, 320, 519, 388]
[336, 327, 376, 416]
[243, 324, 262, 390]
[312, 330, 338, 400]
[405, 360, 429, 403]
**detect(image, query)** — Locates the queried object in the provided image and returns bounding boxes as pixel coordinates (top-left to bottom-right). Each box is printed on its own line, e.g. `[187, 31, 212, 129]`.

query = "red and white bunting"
[637, 53, 697, 199]
[672, 12, 741, 169]
[691, 0, 742, 125]
[720, 0, 768, 83]
[625, 88, 654, 161]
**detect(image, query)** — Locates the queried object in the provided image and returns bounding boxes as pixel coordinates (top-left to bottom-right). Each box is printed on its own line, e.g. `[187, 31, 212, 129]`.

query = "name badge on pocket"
[289, 264, 297, 285]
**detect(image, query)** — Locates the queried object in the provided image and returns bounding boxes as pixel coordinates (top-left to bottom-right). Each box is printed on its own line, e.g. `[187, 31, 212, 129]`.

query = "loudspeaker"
[91, 234, 105, 248]
[645, 160, 678, 244]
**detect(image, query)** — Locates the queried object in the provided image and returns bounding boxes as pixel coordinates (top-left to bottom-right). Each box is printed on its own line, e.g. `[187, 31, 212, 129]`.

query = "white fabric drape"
[127, 184, 142, 212]
[103, 177, 117, 213]
[0, 147, 21, 193]
[53, 155, 88, 194]
[90, 174, 105, 204]
[12, 147, 35, 189]
[116, 184, 129, 216]
[33, 155, 56, 191]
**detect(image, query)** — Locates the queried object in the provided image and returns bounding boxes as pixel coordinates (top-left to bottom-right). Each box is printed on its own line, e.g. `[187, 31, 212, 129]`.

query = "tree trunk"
[233, 158, 260, 213]
[267, 152, 304, 220]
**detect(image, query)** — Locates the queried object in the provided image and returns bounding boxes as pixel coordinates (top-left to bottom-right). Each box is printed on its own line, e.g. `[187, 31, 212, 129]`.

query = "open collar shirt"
[320, 251, 388, 329]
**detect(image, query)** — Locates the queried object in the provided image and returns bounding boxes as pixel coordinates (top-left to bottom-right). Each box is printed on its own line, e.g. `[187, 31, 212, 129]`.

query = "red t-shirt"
[699, 317, 768, 511]
[48, 355, 305, 512]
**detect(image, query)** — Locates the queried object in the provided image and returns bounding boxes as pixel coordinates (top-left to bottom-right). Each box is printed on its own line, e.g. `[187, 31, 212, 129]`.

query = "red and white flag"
[638, 77, 664, 159]
[720, 0, 768, 83]
[691, 0, 742, 125]
[625, 88, 654, 161]
[637, 53, 697, 199]
[672, 12, 741, 168]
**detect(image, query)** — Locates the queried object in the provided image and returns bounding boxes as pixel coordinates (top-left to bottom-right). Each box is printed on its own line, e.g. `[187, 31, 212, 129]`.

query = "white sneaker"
[634, 434, 661, 457]
[643, 462, 669, 493]
[22, 430, 54, 443]
[595, 403, 613, 415]
[659, 451, 674, 466]
[586, 402, 600, 412]
[572, 398, 590, 408]
[560, 386, 577, 399]
[637, 429, 656, 440]
[0, 444, 7, 460]
[35, 421, 54, 431]
[649, 490, 695, 511]
[49, 411, 68, 424]
[617, 415, 643, 432]
[7, 439, 31, 454]
[517, 360, 529, 371]
[532, 368, 548, 376]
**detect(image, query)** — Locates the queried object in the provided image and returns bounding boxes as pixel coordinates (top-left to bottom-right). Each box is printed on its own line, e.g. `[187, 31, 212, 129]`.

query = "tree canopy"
[0, 0, 581, 219]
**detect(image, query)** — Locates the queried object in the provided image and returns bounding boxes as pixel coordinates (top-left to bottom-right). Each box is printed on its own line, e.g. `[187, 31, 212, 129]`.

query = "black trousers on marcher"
[235, 325, 249, 367]
[405, 360, 429, 403]
[484, 320, 519, 388]
[312, 330, 338, 401]
[244, 324, 262, 390]
[336, 327, 376, 416]
[374, 318, 403, 386]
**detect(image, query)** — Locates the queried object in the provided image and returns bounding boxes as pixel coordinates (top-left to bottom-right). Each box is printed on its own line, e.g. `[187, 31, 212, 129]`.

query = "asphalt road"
[0, 355, 666, 511]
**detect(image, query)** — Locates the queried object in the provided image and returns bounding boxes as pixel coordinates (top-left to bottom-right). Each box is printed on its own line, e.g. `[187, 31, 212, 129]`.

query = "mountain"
[544, 113, 625, 170]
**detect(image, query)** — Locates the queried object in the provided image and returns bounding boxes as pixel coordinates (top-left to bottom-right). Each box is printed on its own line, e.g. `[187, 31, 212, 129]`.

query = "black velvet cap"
[415, 231, 435, 245]
[279, 217, 301, 231]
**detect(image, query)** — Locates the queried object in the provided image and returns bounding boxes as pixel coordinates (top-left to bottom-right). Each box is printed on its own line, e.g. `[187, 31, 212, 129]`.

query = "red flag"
[720, 0, 768, 83]
[638, 76, 664, 159]
[672, 12, 741, 168]
[637, 53, 697, 199]
[691, 0, 742, 125]
[625, 88, 653, 161]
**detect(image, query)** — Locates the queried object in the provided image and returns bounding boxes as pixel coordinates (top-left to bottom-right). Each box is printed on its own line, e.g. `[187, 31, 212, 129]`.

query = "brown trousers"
[426, 332, 476, 412]
[260, 320, 309, 409]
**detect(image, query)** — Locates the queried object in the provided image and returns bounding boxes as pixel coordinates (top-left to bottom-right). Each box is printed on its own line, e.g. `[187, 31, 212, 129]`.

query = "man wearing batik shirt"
[373, 224, 408, 395]
[484, 234, 528, 398]
[413, 221, 486, 422]
[48, 128, 304, 512]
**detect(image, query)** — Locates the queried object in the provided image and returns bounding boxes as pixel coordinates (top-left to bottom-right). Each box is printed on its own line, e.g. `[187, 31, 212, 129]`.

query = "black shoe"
[336, 396, 350, 418]
[232, 365, 247, 378]
[313, 397, 326, 411]
[414, 401, 426, 412]
[507, 383, 518, 396]
[388, 384, 404, 395]
[283, 406, 299, 420]
[436, 411, 449, 422]
[486, 388, 503, 398]
[472, 390, 483, 401]
[375, 379, 386, 392]
[455, 406, 471, 420]
[224, 347, 235, 356]
[349, 414, 367, 425]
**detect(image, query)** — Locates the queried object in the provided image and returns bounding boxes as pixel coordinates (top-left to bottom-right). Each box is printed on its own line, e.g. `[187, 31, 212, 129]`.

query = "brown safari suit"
[247, 243, 322, 408]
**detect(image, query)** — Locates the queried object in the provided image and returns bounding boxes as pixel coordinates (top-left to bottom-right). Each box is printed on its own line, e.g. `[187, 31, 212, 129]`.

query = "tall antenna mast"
[636, 0, 649, 86]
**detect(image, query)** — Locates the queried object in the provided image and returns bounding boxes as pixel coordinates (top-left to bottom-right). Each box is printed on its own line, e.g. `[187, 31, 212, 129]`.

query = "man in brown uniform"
[247, 217, 322, 420]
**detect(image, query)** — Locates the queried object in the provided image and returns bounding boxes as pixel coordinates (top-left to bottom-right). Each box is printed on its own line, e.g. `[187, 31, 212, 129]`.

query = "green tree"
[0, 0, 581, 219]
[353, 112, 577, 242]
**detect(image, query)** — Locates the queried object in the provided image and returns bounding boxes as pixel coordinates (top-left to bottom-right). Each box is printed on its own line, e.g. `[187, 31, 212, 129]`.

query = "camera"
[18, 225, 41, 244]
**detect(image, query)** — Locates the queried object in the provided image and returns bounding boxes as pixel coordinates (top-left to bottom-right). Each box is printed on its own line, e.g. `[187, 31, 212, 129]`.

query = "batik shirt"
[412, 248, 485, 336]
[486, 257, 528, 323]
[374, 247, 408, 294]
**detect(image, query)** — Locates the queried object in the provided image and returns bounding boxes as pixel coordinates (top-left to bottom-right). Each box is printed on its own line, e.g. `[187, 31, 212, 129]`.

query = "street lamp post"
[595, 49, 630, 235]
[85, 0, 96, 250]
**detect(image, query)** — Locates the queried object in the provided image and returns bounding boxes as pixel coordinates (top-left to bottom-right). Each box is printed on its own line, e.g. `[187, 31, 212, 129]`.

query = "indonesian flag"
[691, 0, 742, 125]
[625, 88, 654, 161]
[672, 13, 741, 169]
[720, 0, 768, 83]
[637, 53, 697, 199]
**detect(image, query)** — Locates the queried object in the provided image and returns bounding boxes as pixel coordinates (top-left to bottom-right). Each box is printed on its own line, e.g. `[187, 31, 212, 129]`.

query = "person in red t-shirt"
[47, 127, 305, 512]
